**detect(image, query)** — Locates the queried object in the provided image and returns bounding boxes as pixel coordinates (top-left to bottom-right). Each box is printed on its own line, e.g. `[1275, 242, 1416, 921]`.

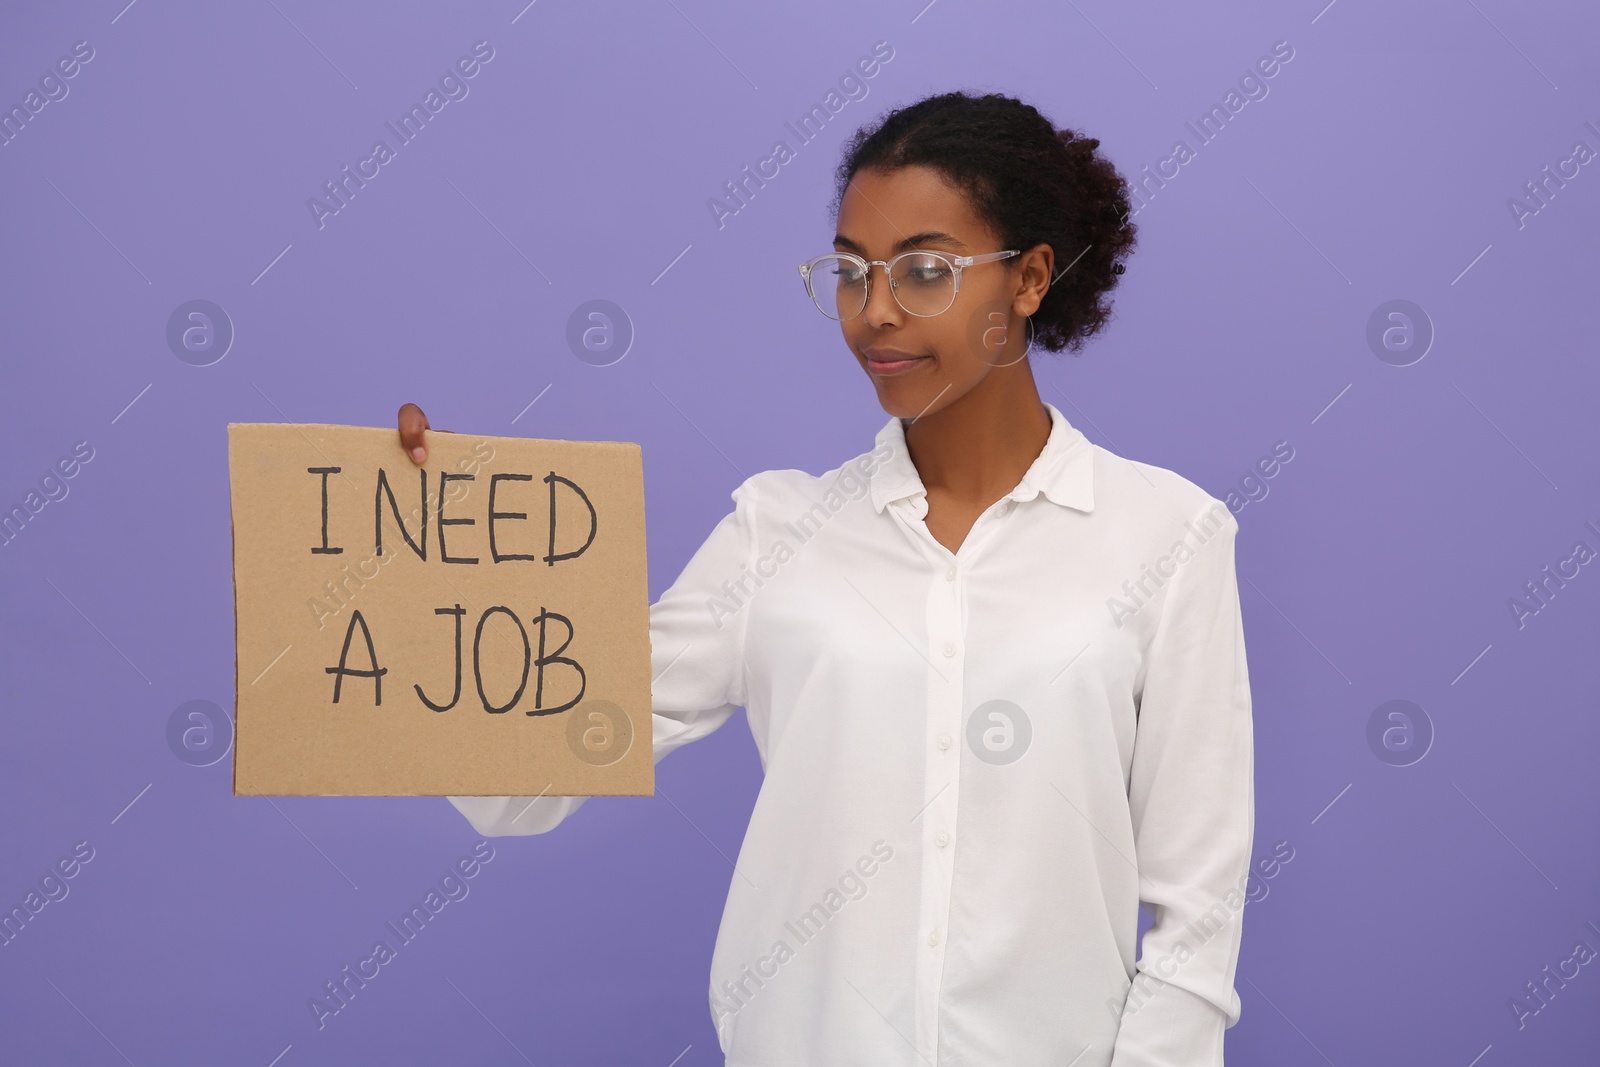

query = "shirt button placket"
[914, 553, 964, 1063]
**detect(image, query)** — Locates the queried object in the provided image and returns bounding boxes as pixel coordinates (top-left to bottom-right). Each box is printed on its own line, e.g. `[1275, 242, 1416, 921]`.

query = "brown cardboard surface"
[227, 423, 652, 797]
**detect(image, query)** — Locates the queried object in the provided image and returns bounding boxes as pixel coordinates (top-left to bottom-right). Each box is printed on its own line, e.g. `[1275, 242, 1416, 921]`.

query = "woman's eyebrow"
[833, 230, 969, 254]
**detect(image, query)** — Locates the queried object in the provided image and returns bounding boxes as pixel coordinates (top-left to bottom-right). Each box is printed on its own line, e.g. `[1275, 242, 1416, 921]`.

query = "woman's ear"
[1016, 242, 1055, 316]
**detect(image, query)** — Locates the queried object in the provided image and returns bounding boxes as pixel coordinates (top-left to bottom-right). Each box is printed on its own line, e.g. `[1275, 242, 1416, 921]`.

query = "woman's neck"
[902, 364, 1053, 507]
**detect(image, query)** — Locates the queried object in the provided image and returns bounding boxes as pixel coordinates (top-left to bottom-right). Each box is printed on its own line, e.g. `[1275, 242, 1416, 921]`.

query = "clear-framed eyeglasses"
[797, 248, 1021, 321]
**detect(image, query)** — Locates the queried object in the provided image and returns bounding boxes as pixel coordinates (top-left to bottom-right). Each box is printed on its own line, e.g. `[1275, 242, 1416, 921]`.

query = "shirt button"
[927, 928, 940, 947]
[942, 642, 957, 657]
[936, 833, 949, 847]
[944, 567, 956, 582]
[937, 734, 951, 750]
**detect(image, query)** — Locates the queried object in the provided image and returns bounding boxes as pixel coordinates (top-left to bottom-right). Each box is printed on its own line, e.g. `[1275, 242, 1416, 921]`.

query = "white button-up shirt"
[450, 401, 1255, 1067]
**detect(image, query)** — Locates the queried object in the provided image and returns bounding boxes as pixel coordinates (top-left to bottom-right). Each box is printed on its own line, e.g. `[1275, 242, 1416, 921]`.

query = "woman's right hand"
[397, 402, 452, 465]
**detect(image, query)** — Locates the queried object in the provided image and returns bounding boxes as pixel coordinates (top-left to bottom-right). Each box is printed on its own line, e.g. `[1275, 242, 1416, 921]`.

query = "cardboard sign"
[227, 423, 652, 797]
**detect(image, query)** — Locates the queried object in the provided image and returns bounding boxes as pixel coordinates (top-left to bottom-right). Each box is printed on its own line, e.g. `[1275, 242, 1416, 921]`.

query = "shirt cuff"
[445, 794, 589, 836]
[1109, 974, 1227, 1067]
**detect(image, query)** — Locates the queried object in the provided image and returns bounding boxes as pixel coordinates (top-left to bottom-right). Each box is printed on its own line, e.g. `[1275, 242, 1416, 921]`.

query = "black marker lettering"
[473, 606, 530, 714]
[415, 604, 466, 712]
[325, 609, 387, 704]
[544, 472, 596, 566]
[308, 467, 343, 554]
[437, 472, 479, 564]
[528, 607, 585, 716]
[488, 473, 535, 562]
[374, 467, 427, 560]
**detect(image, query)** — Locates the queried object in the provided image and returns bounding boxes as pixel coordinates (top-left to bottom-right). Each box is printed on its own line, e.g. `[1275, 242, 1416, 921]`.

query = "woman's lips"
[865, 351, 930, 376]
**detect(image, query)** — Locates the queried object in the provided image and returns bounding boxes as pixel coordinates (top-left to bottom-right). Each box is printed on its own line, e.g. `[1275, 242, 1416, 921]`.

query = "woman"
[399, 91, 1253, 1067]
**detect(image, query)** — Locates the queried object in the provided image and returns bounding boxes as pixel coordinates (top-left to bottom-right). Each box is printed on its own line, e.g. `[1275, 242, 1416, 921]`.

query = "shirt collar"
[867, 401, 1095, 515]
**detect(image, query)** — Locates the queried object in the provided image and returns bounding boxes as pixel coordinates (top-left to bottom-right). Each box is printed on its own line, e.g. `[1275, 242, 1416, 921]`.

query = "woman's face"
[832, 164, 1052, 420]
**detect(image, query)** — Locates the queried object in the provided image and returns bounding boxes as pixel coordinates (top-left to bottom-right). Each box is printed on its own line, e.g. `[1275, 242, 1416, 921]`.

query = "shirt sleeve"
[1110, 501, 1255, 1067]
[447, 477, 759, 837]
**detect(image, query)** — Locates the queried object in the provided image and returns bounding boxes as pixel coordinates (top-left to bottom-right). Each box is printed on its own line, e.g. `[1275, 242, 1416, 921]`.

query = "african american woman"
[399, 91, 1255, 1067]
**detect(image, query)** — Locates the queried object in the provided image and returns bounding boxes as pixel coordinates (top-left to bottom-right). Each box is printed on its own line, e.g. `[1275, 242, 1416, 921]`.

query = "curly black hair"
[829, 91, 1137, 355]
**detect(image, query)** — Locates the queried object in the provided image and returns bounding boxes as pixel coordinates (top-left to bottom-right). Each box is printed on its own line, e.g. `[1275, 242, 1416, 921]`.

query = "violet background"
[2, 0, 1597, 1064]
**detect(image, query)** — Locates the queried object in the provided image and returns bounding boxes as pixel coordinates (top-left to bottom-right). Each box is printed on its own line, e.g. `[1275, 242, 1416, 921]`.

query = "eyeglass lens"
[809, 253, 956, 320]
